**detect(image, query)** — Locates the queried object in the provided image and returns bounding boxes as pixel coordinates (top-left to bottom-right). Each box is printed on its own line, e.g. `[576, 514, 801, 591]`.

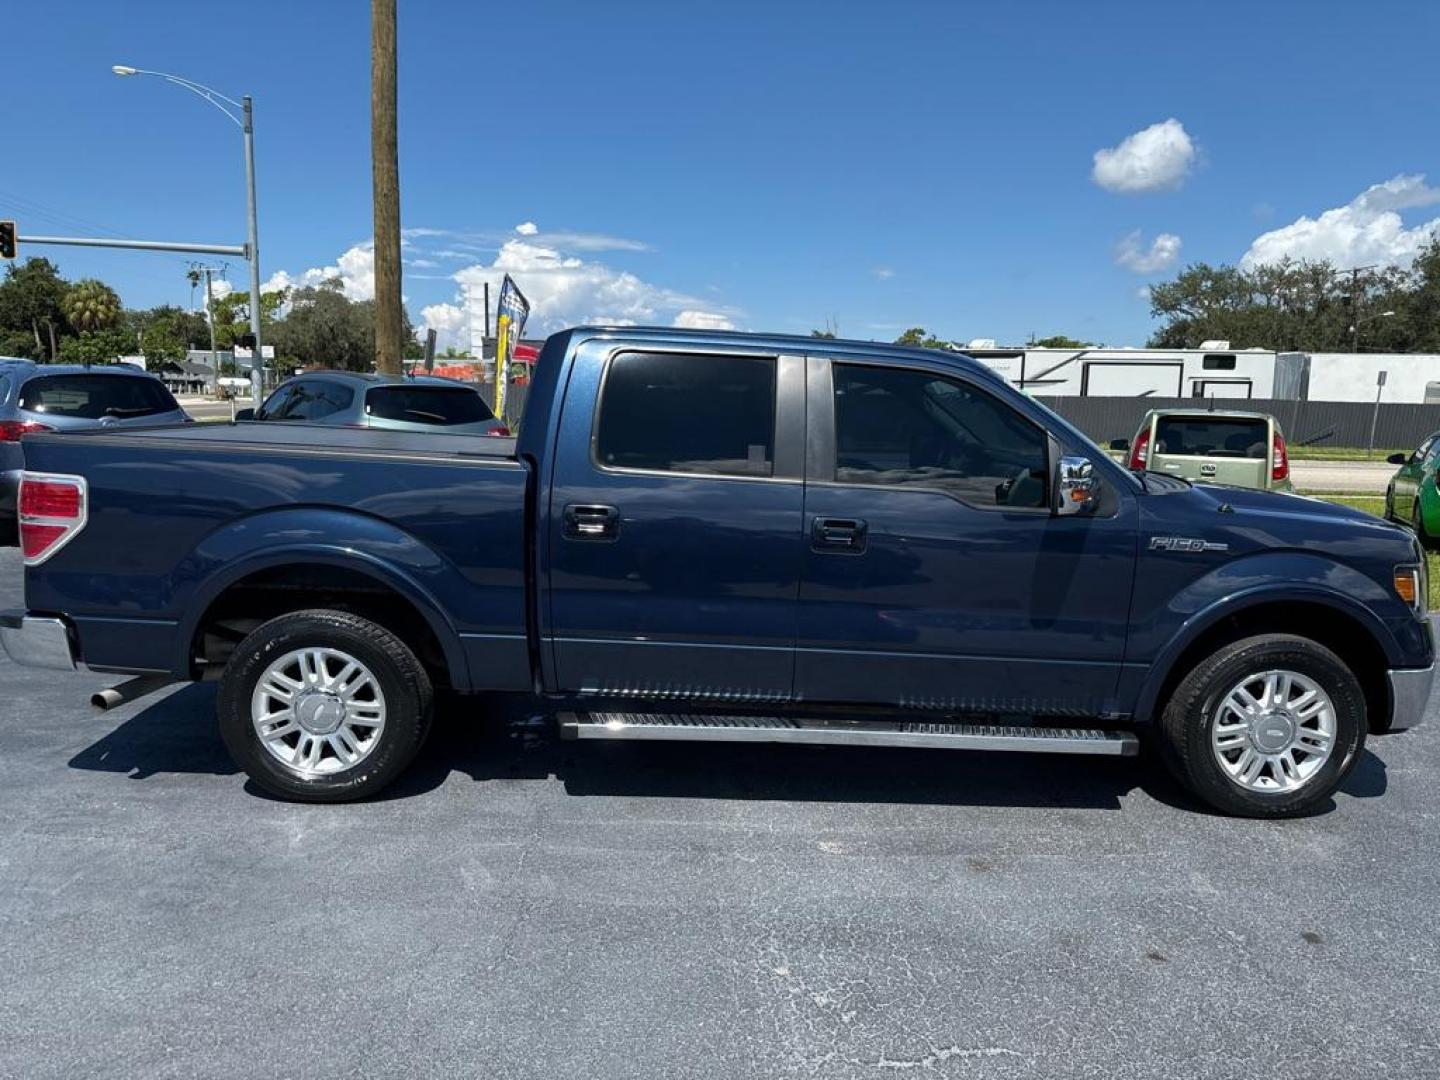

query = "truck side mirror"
[233, 408, 256, 422]
[1387, 452, 1408, 465]
[1054, 455, 1098, 516]
[1109, 438, 1130, 451]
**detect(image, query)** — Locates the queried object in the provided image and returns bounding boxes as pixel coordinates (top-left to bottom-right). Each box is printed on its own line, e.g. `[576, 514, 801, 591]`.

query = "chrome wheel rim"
[1211, 669, 1336, 792]
[251, 647, 387, 777]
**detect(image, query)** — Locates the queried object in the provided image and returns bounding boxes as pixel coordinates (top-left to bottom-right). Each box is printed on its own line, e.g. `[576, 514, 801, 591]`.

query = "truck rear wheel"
[1158, 634, 1365, 818]
[217, 608, 433, 802]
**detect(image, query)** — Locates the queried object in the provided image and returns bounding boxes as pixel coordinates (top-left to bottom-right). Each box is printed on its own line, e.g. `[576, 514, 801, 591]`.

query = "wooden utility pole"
[371, 0, 404, 373]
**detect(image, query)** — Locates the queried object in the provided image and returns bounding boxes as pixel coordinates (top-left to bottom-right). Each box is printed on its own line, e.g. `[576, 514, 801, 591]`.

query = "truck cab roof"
[561, 325, 1005, 381]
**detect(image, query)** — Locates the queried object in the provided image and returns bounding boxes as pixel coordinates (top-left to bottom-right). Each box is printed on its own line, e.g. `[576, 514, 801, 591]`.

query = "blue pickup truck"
[1, 328, 1433, 816]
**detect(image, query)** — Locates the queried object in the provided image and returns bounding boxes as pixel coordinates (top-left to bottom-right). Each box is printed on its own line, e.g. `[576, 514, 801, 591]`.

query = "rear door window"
[1154, 417, 1268, 459]
[365, 386, 495, 426]
[18, 374, 179, 419]
[595, 351, 776, 476]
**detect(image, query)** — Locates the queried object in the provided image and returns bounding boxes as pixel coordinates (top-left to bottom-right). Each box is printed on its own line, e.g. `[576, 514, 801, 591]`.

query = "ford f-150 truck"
[1, 328, 1433, 816]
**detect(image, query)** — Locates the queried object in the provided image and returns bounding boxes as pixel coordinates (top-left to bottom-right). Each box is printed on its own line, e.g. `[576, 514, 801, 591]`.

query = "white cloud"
[672, 310, 735, 330]
[1114, 230, 1182, 273]
[268, 228, 732, 348]
[515, 221, 538, 236]
[1240, 173, 1440, 270]
[448, 237, 739, 335]
[209, 278, 234, 300]
[1092, 119, 1196, 193]
[263, 241, 375, 300]
[418, 301, 469, 352]
[871, 266, 895, 280]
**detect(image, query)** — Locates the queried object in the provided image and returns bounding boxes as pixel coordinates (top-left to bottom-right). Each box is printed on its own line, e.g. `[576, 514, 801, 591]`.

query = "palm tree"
[64, 279, 123, 334]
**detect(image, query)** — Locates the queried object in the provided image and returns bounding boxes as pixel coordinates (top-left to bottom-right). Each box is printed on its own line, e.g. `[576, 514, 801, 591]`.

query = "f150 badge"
[1150, 536, 1229, 553]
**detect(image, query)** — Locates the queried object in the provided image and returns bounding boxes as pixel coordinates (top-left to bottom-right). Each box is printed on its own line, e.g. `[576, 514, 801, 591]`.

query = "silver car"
[0, 360, 191, 543]
[239, 371, 509, 436]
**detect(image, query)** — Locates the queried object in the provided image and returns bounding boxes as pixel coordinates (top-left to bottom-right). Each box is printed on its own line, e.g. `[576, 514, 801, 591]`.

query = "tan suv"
[1110, 408, 1293, 492]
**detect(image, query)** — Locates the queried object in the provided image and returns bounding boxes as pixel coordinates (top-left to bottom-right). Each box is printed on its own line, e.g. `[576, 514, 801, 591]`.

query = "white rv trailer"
[963, 343, 1281, 400]
[1301, 353, 1440, 405]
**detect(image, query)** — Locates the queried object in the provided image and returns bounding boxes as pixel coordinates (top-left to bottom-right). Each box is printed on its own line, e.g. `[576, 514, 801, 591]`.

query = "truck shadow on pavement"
[67, 684, 1390, 815]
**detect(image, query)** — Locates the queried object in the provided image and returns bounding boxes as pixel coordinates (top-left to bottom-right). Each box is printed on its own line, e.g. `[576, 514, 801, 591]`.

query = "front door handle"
[563, 503, 620, 541]
[811, 516, 867, 554]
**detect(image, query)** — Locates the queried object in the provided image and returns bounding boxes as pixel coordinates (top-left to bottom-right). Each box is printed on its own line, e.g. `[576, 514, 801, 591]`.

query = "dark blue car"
[0, 328, 1431, 816]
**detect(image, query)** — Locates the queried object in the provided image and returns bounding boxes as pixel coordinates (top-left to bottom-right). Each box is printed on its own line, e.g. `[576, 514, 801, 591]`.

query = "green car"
[1110, 408, 1294, 492]
[1385, 434, 1440, 545]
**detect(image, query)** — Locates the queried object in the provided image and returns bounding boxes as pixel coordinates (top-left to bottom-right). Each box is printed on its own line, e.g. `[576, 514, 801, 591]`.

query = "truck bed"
[20, 421, 531, 686]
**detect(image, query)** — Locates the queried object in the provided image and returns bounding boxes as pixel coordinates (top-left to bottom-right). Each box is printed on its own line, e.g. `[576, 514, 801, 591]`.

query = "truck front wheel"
[217, 609, 434, 802]
[1158, 634, 1365, 818]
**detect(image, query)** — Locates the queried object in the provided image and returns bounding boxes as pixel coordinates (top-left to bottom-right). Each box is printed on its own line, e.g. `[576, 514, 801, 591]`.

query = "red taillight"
[0, 420, 53, 442]
[1271, 431, 1289, 483]
[487, 425, 511, 437]
[19, 479, 81, 519]
[21, 524, 67, 561]
[17, 472, 87, 566]
[1128, 428, 1151, 471]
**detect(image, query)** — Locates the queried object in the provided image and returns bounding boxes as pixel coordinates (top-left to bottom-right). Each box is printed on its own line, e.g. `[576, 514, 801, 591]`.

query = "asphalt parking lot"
[1, 548, 1438, 1079]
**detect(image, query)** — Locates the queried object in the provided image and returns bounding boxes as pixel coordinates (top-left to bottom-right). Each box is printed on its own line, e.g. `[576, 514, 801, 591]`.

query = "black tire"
[1412, 497, 1433, 550]
[217, 608, 434, 802]
[1384, 486, 1396, 523]
[1157, 634, 1365, 818]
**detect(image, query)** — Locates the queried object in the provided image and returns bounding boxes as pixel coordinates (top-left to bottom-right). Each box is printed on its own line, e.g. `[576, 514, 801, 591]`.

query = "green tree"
[1145, 253, 1430, 352]
[141, 322, 188, 365]
[810, 329, 836, 339]
[894, 327, 953, 349]
[128, 306, 209, 363]
[211, 288, 287, 349]
[1033, 335, 1092, 349]
[63, 280, 123, 334]
[0, 257, 71, 360]
[57, 328, 132, 366]
[267, 279, 377, 371]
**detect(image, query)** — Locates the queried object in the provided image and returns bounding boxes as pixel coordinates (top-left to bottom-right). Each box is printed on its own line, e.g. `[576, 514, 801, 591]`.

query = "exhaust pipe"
[91, 675, 174, 712]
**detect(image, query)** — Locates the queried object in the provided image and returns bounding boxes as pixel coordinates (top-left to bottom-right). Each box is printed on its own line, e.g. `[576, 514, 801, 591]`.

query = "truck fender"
[173, 508, 471, 686]
[1131, 562, 1402, 725]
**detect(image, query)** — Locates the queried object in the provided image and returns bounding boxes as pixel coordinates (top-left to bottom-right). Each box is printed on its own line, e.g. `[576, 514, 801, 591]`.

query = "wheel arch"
[180, 547, 470, 689]
[1135, 588, 1395, 734]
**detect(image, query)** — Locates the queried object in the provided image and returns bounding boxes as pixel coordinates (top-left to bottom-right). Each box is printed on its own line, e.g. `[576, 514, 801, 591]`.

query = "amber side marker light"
[1394, 567, 1420, 608]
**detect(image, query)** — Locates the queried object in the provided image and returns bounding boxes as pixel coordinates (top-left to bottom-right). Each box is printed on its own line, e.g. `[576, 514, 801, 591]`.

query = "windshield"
[18, 374, 179, 419]
[365, 385, 495, 426]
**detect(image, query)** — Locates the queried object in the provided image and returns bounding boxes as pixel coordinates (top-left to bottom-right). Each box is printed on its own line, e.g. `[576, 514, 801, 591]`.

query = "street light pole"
[113, 65, 264, 408]
[241, 95, 263, 408]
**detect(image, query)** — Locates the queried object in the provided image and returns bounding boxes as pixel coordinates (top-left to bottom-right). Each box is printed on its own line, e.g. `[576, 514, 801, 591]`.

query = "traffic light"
[0, 221, 15, 261]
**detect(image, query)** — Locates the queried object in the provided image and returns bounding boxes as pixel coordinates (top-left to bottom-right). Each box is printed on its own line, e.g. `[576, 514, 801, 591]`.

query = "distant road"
[176, 397, 239, 423]
[1292, 460, 1393, 495]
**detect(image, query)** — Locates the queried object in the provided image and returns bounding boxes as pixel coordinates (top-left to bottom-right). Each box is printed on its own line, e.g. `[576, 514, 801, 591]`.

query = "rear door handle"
[811, 516, 867, 554]
[563, 503, 620, 541]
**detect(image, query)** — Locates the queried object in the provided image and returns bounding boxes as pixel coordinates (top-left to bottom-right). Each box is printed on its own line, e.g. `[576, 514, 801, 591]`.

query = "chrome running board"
[558, 712, 1137, 757]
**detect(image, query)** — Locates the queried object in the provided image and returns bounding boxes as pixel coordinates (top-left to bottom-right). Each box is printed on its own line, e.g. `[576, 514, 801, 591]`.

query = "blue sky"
[5, 0, 1439, 348]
